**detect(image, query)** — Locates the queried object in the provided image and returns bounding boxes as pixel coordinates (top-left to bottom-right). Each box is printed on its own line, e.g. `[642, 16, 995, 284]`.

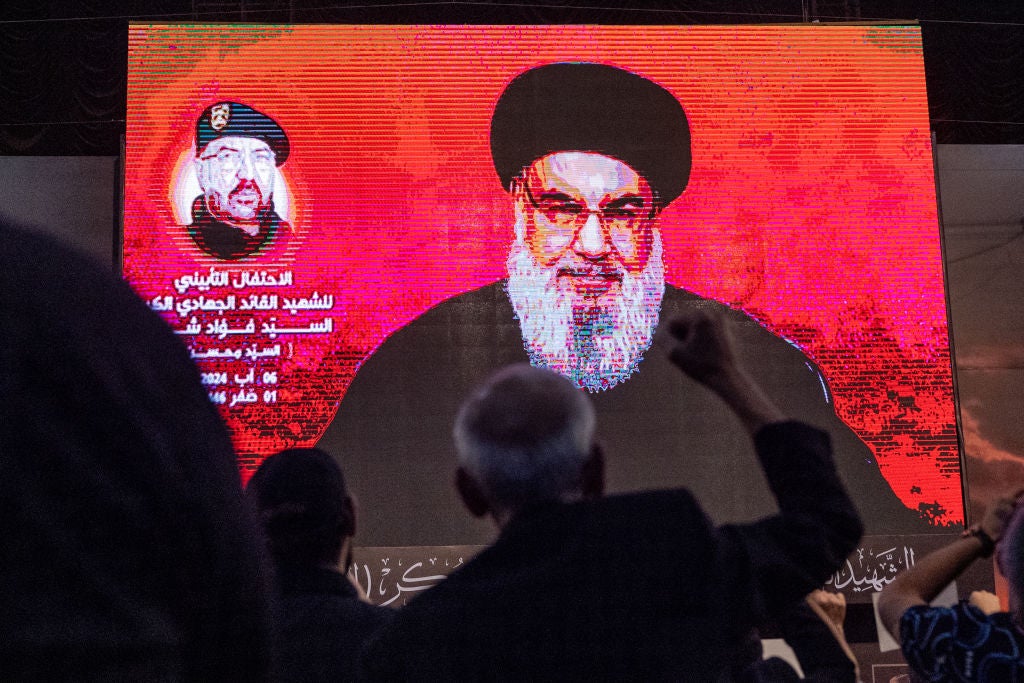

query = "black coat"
[319, 281, 925, 546]
[274, 564, 393, 682]
[358, 422, 863, 681]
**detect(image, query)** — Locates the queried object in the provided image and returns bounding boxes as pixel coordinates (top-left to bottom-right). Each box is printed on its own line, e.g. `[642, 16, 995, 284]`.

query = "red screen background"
[124, 25, 961, 523]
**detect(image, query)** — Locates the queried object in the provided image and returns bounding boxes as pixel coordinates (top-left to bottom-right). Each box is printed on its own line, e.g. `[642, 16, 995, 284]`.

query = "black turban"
[490, 63, 691, 206]
[196, 101, 289, 166]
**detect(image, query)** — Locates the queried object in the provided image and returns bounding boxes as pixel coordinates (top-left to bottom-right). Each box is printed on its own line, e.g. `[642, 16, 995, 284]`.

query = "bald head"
[454, 364, 598, 518]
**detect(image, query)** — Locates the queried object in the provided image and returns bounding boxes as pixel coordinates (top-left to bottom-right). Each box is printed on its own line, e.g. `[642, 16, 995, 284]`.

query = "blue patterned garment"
[901, 602, 1024, 681]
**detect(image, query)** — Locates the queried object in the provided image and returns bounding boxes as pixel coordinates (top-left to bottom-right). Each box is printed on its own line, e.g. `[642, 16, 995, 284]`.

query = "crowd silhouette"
[3, 214, 1020, 682]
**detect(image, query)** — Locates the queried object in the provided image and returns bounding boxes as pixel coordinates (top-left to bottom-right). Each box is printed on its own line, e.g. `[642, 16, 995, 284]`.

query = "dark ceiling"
[2, 1, 1022, 155]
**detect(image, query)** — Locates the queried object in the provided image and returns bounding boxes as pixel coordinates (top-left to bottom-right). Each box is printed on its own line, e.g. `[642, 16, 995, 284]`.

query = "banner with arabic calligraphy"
[123, 25, 961, 522]
[346, 537, 992, 609]
[349, 546, 485, 608]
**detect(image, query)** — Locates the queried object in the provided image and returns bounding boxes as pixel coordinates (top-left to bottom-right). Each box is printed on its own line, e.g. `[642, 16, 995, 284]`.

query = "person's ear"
[510, 175, 532, 209]
[581, 443, 605, 500]
[456, 466, 491, 518]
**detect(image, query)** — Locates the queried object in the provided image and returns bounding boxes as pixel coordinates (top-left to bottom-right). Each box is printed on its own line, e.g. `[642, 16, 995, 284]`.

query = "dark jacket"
[274, 564, 393, 682]
[359, 422, 863, 681]
[187, 195, 290, 260]
[319, 281, 924, 546]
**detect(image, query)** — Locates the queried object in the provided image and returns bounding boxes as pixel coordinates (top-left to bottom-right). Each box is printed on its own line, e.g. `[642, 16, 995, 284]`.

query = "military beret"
[195, 101, 289, 166]
[490, 63, 691, 206]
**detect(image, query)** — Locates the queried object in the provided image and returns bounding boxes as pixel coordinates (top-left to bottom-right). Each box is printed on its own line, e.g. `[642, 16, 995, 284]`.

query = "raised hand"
[666, 310, 737, 387]
[666, 310, 783, 432]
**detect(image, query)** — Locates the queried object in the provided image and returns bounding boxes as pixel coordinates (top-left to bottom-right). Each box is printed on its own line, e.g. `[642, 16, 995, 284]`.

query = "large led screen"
[125, 25, 961, 545]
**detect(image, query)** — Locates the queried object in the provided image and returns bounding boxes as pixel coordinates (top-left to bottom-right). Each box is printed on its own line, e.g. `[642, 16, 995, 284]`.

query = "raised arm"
[666, 311, 864, 623]
[667, 311, 784, 435]
[878, 493, 1021, 643]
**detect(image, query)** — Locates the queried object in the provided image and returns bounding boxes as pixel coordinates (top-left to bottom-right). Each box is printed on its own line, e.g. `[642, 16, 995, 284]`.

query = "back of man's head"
[247, 448, 353, 567]
[453, 363, 597, 515]
[0, 218, 273, 679]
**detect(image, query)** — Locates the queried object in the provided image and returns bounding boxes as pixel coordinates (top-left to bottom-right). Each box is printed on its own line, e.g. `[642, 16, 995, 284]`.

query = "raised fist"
[666, 310, 736, 385]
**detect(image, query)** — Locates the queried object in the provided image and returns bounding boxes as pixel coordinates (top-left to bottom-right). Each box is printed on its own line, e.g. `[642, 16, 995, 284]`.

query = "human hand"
[666, 309, 783, 432]
[666, 310, 736, 387]
[980, 491, 1024, 543]
[968, 590, 1002, 615]
[806, 589, 847, 632]
[803, 589, 859, 678]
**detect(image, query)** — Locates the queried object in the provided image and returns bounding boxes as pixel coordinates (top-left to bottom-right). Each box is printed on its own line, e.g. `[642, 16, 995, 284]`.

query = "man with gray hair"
[359, 310, 863, 681]
[451, 362, 602, 529]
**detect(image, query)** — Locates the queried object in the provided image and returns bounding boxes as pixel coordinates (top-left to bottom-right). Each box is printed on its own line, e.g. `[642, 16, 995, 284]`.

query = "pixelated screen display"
[125, 25, 961, 535]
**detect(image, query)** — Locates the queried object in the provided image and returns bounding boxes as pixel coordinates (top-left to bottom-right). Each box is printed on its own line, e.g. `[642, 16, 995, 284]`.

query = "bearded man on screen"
[187, 101, 292, 261]
[505, 152, 667, 392]
[318, 62, 929, 547]
[494, 63, 686, 393]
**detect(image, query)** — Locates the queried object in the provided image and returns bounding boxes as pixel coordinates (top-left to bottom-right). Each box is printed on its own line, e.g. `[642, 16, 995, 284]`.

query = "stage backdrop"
[124, 24, 961, 525]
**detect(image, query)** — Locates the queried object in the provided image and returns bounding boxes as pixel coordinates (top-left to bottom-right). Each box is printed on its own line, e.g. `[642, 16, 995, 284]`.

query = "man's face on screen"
[196, 136, 275, 224]
[506, 152, 665, 392]
[518, 152, 657, 275]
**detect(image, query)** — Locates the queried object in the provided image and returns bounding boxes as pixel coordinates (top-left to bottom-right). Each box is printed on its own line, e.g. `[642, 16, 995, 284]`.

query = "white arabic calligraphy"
[174, 267, 229, 294]
[231, 270, 294, 289]
[282, 292, 334, 314]
[261, 317, 333, 338]
[826, 545, 916, 593]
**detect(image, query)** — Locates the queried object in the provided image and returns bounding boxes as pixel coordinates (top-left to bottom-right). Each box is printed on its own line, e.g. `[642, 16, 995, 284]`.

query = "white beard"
[505, 216, 665, 392]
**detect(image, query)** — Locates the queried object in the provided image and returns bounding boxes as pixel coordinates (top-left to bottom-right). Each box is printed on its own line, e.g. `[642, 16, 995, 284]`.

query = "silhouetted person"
[247, 447, 392, 682]
[359, 310, 863, 680]
[0, 217, 273, 680]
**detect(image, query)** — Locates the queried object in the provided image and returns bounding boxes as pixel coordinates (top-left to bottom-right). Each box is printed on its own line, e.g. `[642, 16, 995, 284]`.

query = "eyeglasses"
[201, 147, 275, 172]
[521, 176, 655, 244]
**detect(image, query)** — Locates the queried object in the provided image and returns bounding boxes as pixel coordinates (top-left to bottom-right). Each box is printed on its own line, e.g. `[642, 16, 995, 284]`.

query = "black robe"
[319, 281, 928, 546]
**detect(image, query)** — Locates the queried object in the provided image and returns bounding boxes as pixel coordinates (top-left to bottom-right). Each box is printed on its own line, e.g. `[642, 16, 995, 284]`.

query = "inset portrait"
[186, 102, 292, 260]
